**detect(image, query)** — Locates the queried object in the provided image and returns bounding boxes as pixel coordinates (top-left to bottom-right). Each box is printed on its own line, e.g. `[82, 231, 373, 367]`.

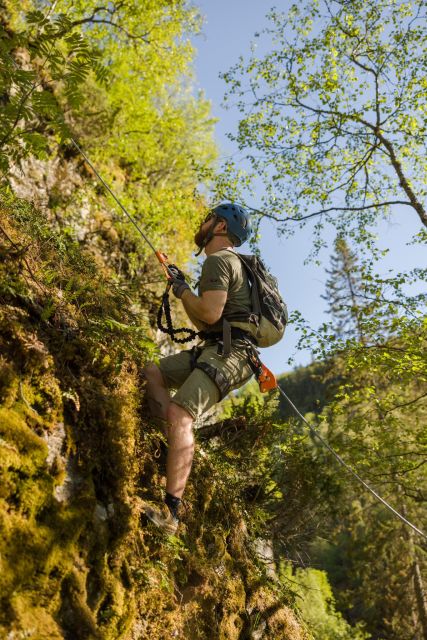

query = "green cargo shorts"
[158, 342, 253, 419]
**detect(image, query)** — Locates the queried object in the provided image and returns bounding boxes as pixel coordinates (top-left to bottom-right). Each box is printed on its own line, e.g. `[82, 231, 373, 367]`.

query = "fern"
[0, 6, 108, 174]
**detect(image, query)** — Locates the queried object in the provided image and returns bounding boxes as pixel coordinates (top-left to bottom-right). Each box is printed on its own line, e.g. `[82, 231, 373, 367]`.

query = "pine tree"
[322, 236, 366, 343]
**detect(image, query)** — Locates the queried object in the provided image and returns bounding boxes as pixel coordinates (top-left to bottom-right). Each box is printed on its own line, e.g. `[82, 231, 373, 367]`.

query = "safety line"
[70, 140, 157, 254]
[70, 139, 176, 281]
[277, 386, 427, 539]
[6, 51, 172, 276]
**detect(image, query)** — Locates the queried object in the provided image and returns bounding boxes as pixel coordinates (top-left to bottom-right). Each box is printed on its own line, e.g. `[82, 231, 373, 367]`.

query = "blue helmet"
[211, 202, 252, 246]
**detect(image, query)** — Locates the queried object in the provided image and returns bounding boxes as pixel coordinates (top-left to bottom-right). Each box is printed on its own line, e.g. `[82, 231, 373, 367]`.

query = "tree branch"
[292, 97, 427, 228]
[372, 128, 427, 228]
[70, 17, 151, 43]
[383, 392, 427, 416]
[250, 200, 413, 224]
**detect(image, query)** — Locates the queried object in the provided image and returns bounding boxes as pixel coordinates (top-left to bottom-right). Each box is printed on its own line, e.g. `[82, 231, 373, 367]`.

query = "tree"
[280, 563, 369, 640]
[309, 261, 427, 639]
[322, 236, 367, 343]
[272, 340, 427, 638]
[221, 0, 427, 241]
[0, 2, 105, 173]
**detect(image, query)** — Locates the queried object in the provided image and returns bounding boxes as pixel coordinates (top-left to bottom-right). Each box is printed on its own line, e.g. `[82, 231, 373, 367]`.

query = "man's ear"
[214, 219, 227, 233]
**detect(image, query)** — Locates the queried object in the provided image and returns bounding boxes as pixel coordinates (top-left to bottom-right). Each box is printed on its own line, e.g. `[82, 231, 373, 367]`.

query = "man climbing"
[142, 203, 255, 534]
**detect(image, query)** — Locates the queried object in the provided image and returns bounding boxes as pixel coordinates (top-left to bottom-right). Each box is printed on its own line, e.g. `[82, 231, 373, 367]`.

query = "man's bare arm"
[185, 306, 208, 331]
[181, 289, 227, 326]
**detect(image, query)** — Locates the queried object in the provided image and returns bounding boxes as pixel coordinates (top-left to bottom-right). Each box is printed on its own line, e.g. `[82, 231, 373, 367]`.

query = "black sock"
[165, 492, 181, 520]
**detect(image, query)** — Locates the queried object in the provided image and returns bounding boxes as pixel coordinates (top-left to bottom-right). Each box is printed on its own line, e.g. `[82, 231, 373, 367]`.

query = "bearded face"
[194, 225, 209, 248]
[194, 214, 216, 248]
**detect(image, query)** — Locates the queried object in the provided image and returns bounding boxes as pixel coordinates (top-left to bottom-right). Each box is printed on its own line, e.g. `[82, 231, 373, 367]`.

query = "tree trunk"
[376, 131, 427, 228]
[401, 497, 427, 639]
[413, 560, 427, 640]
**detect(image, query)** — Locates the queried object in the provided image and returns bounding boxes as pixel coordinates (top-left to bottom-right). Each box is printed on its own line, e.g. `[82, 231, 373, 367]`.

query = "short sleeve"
[199, 254, 232, 293]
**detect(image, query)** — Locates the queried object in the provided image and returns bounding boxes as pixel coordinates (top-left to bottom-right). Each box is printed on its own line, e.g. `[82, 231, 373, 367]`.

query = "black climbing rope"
[156, 285, 200, 344]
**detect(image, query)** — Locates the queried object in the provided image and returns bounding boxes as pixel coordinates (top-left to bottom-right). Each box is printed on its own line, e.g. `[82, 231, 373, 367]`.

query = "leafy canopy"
[221, 0, 427, 242]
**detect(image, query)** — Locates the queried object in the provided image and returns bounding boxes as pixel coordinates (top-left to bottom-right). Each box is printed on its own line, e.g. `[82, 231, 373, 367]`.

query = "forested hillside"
[1, 1, 426, 640]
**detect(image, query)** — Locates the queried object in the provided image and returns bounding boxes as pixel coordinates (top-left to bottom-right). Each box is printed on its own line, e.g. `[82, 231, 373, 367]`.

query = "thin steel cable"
[277, 385, 427, 540]
[70, 139, 158, 254]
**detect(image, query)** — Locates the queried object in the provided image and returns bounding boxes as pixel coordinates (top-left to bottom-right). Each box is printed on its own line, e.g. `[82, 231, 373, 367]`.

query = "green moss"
[0, 357, 19, 406]
[0, 407, 47, 464]
[4, 599, 63, 639]
[0, 193, 308, 639]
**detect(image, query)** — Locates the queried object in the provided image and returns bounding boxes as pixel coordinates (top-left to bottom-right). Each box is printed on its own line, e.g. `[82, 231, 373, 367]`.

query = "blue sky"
[191, 0, 426, 374]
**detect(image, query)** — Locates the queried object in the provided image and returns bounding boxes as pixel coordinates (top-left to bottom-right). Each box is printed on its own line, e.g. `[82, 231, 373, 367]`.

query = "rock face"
[10, 155, 83, 211]
[0, 194, 308, 639]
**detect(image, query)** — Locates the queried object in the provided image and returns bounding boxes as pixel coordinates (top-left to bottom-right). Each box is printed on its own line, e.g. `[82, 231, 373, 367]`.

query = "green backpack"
[233, 253, 288, 348]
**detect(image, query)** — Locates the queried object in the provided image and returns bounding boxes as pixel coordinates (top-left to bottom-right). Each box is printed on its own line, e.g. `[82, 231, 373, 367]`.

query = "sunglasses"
[201, 212, 216, 224]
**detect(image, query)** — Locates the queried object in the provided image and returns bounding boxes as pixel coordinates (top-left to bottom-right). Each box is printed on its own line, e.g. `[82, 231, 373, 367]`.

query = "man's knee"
[167, 402, 193, 429]
[144, 362, 164, 386]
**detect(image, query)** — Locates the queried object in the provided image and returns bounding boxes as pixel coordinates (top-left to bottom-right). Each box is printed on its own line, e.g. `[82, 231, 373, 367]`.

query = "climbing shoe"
[141, 500, 179, 536]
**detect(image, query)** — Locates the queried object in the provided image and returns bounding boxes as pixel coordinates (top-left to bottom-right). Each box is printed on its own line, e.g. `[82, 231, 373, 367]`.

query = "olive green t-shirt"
[198, 248, 254, 335]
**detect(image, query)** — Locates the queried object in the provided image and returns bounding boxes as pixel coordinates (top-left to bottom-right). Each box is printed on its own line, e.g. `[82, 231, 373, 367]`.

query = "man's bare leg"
[141, 384, 194, 533]
[166, 402, 194, 499]
[143, 363, 170, 437]
[143, 364, 194, 495]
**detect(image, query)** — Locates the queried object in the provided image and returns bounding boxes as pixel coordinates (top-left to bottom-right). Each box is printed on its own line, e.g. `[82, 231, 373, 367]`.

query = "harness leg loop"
[194, 361, 231, 400]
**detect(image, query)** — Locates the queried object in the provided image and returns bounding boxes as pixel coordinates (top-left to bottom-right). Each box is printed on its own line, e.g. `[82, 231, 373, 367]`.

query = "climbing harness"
[156, 285, 277, 394]
[156, 285, 278, 393]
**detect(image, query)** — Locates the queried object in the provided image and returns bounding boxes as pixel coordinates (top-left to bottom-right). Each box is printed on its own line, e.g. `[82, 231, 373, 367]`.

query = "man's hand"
[168, 264, 190, 299]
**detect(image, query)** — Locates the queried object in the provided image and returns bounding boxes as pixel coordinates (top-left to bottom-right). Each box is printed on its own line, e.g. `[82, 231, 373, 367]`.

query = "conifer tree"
[322, 236, 366, 344]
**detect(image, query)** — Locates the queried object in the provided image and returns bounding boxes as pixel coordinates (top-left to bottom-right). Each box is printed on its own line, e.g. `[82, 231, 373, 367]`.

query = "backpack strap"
[222, 318, 232, 357]
[234, 253, 261, 320]
[204, 251, 261, 356]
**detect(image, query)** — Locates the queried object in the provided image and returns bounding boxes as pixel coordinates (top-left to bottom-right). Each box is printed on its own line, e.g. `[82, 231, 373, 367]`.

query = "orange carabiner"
[155, 250, 171, 280]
